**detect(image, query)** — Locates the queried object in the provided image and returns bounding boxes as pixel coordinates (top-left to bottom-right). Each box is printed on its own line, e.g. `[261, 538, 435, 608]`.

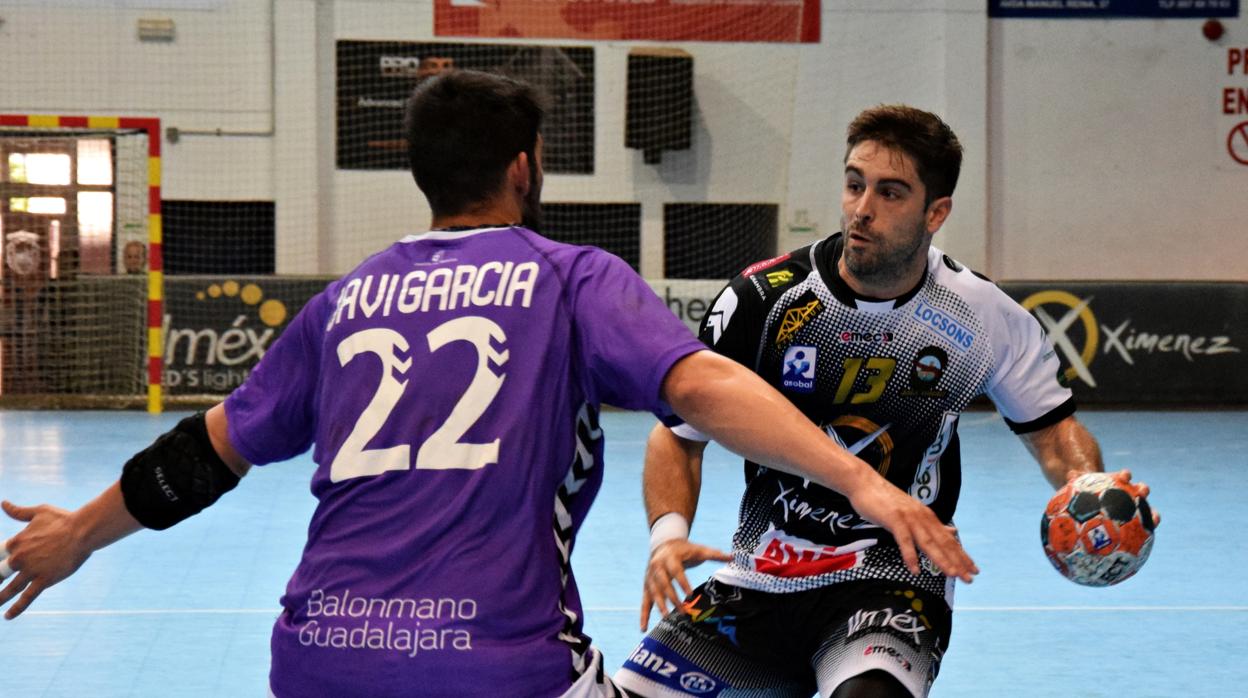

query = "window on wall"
[9, 153, 72, 185]
[1, 136, 116, 278]
[162, 200, 275, 274]
[541, 203, 642, 271]
[663, 203, 778, 280]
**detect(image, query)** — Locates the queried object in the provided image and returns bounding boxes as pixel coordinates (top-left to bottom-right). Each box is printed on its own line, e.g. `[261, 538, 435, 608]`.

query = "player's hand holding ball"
[1041, 470, 1159, 587]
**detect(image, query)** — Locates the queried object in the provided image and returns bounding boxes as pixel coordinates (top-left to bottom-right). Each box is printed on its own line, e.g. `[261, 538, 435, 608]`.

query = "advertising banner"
[646, 278, 727, 334]
[1002, 282, 1246, 404]
[163, 275, 1247, 404]
[434, 0, 821, 43]
[337, 40, 594, 173]
[162, 276, 332, 395]
[989, 0, 1238, 19]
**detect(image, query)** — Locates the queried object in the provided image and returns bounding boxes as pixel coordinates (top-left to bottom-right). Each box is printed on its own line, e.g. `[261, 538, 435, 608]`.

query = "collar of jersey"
[815, 232, 927, 311]
[400, 225, 516, 243]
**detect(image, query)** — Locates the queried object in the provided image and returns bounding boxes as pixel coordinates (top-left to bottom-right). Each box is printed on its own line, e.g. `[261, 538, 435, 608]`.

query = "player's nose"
[852, 197, 874, 225]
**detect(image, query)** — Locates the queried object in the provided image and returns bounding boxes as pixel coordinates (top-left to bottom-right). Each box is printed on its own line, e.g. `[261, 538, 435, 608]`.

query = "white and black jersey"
[675, 233, 1074, 601]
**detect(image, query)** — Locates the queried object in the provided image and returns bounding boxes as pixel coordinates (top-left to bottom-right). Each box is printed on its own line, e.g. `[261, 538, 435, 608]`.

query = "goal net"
[0, 119, 154, 409]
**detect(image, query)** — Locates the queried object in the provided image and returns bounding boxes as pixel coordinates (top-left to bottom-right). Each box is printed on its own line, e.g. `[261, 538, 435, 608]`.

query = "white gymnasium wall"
[787, 1, 989, 272]
[0, 0, 274, 201]
[2, 0, 1245, 279]
[989, 14, 1248, 280]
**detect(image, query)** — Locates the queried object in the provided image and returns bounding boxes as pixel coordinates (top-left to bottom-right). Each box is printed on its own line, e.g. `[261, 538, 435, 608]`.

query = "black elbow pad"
[120, 412, 240, 530]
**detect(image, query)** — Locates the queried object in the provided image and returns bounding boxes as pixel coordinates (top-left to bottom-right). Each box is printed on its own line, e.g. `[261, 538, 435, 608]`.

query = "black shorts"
[613, 578, 952, 698]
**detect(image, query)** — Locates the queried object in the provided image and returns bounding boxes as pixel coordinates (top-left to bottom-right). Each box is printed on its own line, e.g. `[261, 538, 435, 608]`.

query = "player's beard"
[520, 155, 543, 233]
[840, 215, 928, 290]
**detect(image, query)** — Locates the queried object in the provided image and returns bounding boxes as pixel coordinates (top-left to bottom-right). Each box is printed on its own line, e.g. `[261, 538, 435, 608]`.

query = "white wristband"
[649, 512, 690, 553]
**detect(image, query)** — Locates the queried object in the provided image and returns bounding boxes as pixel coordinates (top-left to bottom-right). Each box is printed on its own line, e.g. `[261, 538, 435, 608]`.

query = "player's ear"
[925, 196, 952, 234]
[508, 152, 531, 196]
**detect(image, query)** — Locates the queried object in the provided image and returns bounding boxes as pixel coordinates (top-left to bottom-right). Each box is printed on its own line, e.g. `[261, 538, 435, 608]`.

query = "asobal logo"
[163, 280, 291, 391]
[781, 345, 816, 393]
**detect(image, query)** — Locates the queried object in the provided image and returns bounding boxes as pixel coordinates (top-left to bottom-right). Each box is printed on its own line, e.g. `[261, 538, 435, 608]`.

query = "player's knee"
[829, 669, 911, 698]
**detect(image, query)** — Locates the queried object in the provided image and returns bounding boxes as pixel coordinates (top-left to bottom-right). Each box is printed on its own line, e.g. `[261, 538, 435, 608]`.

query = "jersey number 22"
[330, 316, 508, 482]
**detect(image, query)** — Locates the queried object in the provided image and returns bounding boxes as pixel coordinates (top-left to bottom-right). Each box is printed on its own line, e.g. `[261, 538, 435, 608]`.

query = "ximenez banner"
[1002, 282, 1245, 404]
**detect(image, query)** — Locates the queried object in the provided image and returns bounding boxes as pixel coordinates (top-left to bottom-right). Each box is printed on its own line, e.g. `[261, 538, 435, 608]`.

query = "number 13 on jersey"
[330, 316, 509, 482]
[833, 357, 896, 405]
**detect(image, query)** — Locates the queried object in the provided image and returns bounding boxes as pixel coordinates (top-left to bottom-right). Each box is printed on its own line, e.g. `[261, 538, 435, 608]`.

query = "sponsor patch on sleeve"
[739, 253, 791, 278]
[780, 345, 817, 393]
[705, 287, 739, 346]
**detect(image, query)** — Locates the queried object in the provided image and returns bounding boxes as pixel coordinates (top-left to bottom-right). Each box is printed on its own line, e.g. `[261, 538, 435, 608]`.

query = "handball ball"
[1041, 472, 1155, 587]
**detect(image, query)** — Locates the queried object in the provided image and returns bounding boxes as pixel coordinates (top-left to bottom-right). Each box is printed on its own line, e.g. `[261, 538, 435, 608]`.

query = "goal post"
[0, 114, 164, 412]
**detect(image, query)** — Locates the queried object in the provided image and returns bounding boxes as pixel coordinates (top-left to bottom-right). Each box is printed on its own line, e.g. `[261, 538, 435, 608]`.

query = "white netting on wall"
[334, 37, 796, 280]
[2, 1, 810, 406]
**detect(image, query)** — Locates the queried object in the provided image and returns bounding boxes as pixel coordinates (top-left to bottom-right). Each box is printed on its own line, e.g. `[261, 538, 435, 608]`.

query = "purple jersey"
[224, 226, 704, 697]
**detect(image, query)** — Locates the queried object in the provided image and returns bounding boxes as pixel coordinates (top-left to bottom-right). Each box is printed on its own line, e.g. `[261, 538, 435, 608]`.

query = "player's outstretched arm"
[1021, 416, 1160, 527]
[640, 424, 731, 630]
[661, 350, 978, 583]
[0, 483, 140, 619]
[643, 423, 704, 537]
[1018, 415, 1103, 488]
[0, 404, 250, 619]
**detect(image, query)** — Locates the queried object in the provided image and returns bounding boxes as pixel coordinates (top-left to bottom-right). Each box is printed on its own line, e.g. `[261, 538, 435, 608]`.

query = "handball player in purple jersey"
[0, 72, 976, 697]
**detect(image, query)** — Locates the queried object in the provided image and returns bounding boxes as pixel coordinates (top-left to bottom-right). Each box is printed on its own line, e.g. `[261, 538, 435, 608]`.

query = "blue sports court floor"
[0, 408, 1244, 697]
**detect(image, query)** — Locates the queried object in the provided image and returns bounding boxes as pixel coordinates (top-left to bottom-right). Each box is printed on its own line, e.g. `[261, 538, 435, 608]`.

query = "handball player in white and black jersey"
[615, 105, 1159, 698]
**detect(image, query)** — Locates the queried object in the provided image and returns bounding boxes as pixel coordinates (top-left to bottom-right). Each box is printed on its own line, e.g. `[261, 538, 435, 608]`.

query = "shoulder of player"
[452, 228, 624, 291]
[928, 249, 1037, 336]
[929, 249, 1011, 306]
[512, 230, 616, 269]
[734, 245, 816, 302]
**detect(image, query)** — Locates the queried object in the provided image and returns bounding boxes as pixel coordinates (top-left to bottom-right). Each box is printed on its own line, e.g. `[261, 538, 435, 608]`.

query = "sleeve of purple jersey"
[568, 250, 704, 416]
[224, 288, 333, 465]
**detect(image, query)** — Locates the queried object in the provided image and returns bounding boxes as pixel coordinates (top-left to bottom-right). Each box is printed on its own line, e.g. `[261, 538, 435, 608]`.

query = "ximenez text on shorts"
[297, 588, 475, 658]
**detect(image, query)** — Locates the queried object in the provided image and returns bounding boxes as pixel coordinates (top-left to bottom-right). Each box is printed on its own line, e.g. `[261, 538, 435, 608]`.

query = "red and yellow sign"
[435, 0, 820, 44]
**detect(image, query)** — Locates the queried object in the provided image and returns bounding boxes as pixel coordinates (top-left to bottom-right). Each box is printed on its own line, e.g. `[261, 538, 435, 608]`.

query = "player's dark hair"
[405, 70, 545, 217]
[845, 105, 962, 207]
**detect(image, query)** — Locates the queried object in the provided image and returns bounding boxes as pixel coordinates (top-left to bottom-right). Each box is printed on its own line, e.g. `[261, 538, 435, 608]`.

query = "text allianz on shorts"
[614, 578, 952, 698]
